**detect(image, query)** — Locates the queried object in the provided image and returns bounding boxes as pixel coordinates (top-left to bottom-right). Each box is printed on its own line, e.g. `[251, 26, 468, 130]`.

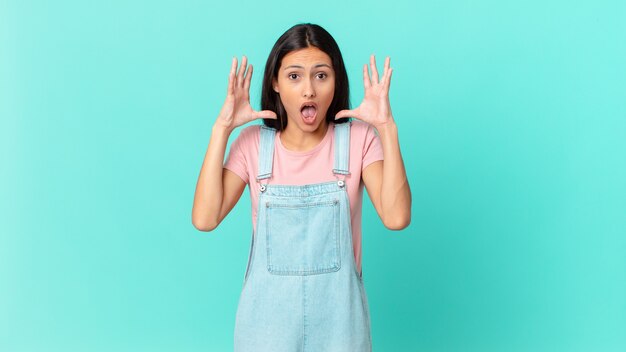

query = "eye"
[288, 73, 299, 80]
[316, 72, 327, 79]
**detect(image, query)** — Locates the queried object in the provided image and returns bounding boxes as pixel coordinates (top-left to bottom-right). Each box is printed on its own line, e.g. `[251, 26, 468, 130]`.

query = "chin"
[303, 118, 326, 130]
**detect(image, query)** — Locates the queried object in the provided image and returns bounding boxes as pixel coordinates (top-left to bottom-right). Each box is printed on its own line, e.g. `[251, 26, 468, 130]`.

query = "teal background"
[2, 0, 625, 351]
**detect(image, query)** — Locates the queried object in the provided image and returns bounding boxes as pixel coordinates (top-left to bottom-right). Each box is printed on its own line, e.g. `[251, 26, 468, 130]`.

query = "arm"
[362, 123, 411, 230]
[336, 55, 412, 230]
[192, 56, 277, 231]
[192, 126, 246, 231]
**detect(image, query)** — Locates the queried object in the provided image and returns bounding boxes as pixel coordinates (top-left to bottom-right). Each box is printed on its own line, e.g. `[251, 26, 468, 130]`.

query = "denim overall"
[234, 122, 372, 351]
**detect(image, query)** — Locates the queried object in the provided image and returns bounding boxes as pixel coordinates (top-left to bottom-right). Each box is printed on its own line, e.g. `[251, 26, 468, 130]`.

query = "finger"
[384, 67, 393, 92]
[362, 64, 371, 89]
[370, 55, 379, 84]
[237, 55, 248, 87]
[243, 64, 253, 91]
[227, 57, 237, 95]
[383, 56, 390, 79]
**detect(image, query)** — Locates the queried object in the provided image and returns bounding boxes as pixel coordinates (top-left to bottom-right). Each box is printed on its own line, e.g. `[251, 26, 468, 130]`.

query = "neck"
[280, 122, 329, 152]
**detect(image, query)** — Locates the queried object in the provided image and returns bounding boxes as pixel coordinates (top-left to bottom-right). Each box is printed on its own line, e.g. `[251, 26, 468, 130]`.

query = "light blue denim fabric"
[234, 122, 372, 352]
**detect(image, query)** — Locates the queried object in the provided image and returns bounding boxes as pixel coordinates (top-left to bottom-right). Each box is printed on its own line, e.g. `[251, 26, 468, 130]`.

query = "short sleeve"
[362, 124, 384, 170]
[223, 129, 250, 184]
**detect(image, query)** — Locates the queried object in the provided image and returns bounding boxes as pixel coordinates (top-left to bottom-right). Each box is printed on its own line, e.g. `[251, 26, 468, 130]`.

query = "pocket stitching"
[266, 199, 341, 276]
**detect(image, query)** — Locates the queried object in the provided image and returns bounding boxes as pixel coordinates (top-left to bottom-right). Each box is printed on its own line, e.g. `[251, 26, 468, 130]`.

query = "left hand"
[335, 55, 394, 129]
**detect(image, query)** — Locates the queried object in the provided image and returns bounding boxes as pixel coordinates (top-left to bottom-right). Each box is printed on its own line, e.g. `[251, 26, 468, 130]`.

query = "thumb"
[256, 110, 278, 119]
[335, 109, 355, 120]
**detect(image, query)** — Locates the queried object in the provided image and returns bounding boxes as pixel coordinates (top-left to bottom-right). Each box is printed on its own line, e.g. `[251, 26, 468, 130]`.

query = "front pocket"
[265, 199, 341, 275]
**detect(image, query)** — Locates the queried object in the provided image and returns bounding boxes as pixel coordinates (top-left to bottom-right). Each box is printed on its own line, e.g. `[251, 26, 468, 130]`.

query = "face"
[273, 46, 335, 134]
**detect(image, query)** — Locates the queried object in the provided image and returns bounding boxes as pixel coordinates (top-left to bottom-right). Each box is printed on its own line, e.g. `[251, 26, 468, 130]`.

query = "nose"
[302, 78, 316, 98]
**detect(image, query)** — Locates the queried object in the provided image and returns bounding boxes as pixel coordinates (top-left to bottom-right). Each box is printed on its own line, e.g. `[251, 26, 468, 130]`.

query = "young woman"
[192, 23, 411, 351]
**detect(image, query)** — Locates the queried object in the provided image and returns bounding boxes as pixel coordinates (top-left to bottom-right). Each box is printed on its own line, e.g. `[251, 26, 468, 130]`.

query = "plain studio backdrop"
[1, 0, 625, 351]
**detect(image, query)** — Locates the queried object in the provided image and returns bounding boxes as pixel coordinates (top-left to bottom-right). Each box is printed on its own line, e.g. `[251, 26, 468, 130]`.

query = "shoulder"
[346, 120, 383, 163]
[238, 124, 262, 140]
[347, 120, 378, 141]
[232, 124, 262, 147]
[349, 119, 375, 134]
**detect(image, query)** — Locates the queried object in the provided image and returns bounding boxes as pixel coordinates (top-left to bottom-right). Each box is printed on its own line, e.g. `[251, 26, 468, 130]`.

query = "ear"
[272, 78, 279, 93]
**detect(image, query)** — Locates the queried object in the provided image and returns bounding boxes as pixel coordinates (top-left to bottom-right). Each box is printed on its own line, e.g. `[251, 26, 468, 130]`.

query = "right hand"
[215, 56, 277, 131]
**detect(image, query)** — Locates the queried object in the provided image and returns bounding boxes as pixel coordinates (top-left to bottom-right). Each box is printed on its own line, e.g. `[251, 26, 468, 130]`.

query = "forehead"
[280, 47, 332, 68]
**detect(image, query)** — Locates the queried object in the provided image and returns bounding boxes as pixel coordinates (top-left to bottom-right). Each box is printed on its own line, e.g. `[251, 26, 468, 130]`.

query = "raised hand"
[335, 55, 393, 129]
[216, 56, 277, 131]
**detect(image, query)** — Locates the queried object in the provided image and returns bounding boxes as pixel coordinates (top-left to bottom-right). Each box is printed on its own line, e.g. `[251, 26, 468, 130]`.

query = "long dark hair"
[261, 23, 350, 130]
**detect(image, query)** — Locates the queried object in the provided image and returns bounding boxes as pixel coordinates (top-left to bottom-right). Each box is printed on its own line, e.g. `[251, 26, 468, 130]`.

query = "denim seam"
[242, 230, 255, 288]
[266, 266, 341, 276]
[266, 200, 337, 209]
[334, 199, 341, 271]
[263, 189, 342, 197]
[264, 191, 341, 198]
[302, 276, 307, 351]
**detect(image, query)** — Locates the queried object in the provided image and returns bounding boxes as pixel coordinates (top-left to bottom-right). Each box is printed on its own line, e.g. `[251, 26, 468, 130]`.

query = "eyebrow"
[283, 63, 332, 70]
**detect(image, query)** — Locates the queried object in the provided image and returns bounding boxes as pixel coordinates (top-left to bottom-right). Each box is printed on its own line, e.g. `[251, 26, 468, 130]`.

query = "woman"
[192, 23, 411, 351]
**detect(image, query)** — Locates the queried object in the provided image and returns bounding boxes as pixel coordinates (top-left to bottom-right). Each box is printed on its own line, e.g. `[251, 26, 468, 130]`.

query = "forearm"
[192, 123, 233, 230]
[375, 119, 412, 229]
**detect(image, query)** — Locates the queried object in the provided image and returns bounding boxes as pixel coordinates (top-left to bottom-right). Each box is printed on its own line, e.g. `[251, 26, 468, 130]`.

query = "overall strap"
[256, 125, 276, 180]
[333, 121, 351, 176]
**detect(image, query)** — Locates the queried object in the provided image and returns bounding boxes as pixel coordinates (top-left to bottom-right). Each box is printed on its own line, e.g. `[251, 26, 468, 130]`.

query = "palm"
[222, 83, 256, 126]
[217, 56, 276, 130]
[336, 55, 393, 128]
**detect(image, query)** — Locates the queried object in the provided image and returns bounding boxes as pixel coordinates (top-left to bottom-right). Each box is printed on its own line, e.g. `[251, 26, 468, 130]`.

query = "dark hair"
[261, 23, 350, 130]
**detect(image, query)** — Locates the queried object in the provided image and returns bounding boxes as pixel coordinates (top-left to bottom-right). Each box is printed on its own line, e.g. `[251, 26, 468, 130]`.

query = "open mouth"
[300, 102, 318, 125]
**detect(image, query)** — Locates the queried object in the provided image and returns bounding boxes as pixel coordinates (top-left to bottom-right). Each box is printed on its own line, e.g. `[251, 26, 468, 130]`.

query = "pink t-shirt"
[223, 120, 384, 274]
